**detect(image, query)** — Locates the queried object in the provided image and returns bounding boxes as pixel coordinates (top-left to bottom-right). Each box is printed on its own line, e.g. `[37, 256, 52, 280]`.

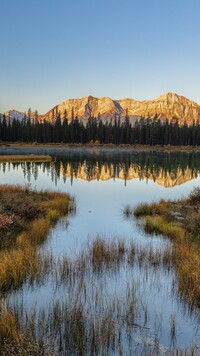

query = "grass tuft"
[46, 209, 60, 224]
[134, 200, 168, 217]
[144, 216, 185, 240]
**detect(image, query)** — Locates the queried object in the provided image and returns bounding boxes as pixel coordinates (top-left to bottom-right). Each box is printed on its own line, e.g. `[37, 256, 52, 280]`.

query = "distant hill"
[3, 110, 35, 122]
[4, 110, 25, 121]
[40, 93, 200, 125]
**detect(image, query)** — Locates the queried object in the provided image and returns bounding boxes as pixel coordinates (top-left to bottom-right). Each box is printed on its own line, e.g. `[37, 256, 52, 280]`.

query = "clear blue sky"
[1, 0, 200, 114]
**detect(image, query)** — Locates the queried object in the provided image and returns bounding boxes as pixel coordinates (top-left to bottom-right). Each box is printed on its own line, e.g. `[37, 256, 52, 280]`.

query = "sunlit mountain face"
[3, 93, 200, 126]
[40, 93, 200, 125]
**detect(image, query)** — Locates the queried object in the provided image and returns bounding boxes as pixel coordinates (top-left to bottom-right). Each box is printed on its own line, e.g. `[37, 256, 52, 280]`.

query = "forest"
[1, 113, 200, 146]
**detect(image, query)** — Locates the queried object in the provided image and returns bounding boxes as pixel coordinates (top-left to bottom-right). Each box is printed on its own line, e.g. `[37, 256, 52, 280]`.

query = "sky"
[1, 0, 200, 114]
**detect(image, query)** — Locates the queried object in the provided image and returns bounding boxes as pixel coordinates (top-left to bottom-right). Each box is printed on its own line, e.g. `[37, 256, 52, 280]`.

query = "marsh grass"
[0, 246, 38, 293]
[91, 238, 126, 272]
[0, 277, 157, 355]
[0, 234, 198, 355]
[143, 218, 200, 308]
[144, 216, 185, 240]
[133, 200, 169, 217]
[0, 185, 73, 295]
[0, 182, 199, 354]
[133, 187, 200, 309]
[46, 209, 60, 224]
[173, 240, 200, 308]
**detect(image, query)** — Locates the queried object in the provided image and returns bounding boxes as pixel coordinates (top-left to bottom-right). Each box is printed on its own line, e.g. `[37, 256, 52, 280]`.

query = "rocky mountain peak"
[158, 92, 178, 99]
[3, 93, 200, 125]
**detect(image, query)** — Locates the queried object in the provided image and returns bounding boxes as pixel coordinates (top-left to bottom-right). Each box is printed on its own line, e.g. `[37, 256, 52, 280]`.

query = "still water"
[1, 150, 200, 354]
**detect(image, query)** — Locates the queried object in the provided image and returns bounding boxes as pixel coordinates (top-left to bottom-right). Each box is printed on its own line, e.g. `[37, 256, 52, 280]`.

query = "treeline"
[1, 114, 200, 145]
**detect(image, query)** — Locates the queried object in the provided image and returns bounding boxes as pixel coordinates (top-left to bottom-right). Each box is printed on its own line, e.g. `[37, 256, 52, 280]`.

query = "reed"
[90, 238, 126, 272]
[0, 233, 197, 355]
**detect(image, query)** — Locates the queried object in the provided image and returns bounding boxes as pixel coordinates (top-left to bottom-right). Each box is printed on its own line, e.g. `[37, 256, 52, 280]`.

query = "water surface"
[1, 151, 200, 354]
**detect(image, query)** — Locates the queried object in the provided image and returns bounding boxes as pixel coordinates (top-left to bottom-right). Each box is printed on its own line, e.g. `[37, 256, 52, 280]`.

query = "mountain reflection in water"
[0, 151, 200, 188]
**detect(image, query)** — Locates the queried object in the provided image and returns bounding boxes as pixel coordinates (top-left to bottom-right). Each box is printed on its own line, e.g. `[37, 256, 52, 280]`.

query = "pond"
[0, 150, 200, 355]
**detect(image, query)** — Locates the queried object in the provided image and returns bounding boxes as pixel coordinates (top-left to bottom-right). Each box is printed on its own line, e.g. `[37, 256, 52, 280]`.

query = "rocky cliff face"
[41, 93, 200, 125]
[41, 96, 125, 123]
[118, 93, 200, 124]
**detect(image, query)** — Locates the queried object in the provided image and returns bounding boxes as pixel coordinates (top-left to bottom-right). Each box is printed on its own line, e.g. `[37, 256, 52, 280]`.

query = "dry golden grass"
[134, 188, 200, 308]
[173, 240, 200, 307]
[0, 184, 73, 295]
[0, 307, 21, 342]
[0, 306, 50, 355]
[0, 247, 37, 293]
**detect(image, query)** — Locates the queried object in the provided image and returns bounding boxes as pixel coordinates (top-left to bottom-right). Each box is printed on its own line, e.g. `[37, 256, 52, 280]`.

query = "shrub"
[1, 195, 44, 220]
[189, 187, 200, 204]
[186, 207, 200, 236]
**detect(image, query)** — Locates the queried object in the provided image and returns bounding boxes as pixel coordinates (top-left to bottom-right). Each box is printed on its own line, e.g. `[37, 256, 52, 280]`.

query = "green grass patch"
[144, 216, 185, 240]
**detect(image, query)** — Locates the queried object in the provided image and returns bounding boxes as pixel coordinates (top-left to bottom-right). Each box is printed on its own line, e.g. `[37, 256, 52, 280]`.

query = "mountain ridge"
[3, 92, 200, 125]
[41, 92, 200, 125]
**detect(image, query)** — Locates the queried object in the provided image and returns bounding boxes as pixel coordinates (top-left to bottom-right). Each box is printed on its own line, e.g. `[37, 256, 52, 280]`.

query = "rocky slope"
[41, 93, 200, 125]
[118, 93, 200, 124]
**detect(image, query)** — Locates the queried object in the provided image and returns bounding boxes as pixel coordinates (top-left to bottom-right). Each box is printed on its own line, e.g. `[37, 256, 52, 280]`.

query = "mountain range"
[2, 92, 200, 125]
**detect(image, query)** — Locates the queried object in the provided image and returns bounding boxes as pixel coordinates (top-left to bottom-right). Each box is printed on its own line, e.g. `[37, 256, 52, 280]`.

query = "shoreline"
[0, 154, 52, 162]
[0, 143, 200, 154]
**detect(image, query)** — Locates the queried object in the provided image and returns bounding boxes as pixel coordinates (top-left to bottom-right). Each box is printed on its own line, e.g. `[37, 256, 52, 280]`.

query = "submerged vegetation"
[1, 234, 198, 355]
